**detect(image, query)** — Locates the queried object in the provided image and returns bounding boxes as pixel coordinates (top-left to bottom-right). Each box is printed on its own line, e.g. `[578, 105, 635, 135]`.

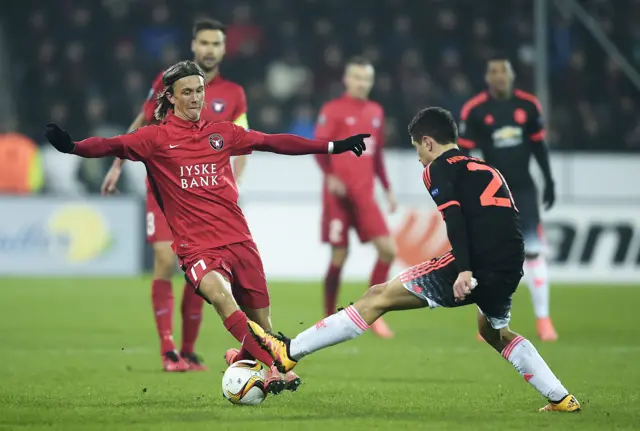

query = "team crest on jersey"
[209, 133, 224, 150]
[346, 117, 356, 125]
[317, 114, 326, 125]
[431, 188, 439, 197]
[372, 117, 381, 128]
[514, 108, 527, 124]
[211, 99, 226, 113]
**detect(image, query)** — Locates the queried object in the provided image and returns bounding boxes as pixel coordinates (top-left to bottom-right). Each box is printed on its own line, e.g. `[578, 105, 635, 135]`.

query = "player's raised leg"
[248, 270, 427, 373]
[477, 310, 579, 412]
[189, 264, 286, 394]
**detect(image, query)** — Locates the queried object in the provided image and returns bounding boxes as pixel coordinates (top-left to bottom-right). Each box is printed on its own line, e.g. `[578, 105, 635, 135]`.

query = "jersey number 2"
[467, 162, 515, 209]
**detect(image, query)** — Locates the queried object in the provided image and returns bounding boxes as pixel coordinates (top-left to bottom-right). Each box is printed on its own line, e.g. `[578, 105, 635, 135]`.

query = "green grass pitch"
[0, 278, 639, 430]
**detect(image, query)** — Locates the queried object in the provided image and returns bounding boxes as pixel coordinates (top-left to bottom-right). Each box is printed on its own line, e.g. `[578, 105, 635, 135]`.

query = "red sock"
[370, 259, 391, 287]
[324, 263, 343, 316]
[180, 282, 204, 355]
[151, 279, 175, 354]
[223, 310, 274, 366]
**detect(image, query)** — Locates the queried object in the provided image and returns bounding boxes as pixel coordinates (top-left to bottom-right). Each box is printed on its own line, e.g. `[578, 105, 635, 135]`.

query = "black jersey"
[458, 89, 546, 190]
[423, 148, 524, 272]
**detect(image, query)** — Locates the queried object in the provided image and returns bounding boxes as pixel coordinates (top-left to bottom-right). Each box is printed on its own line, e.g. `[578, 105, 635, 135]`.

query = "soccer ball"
[221, 360, 267, 406]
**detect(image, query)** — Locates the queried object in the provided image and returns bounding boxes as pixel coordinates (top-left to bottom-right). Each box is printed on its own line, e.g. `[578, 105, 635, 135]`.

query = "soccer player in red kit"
[100, 18, 251, 371]
[44, 60, 369, 395]
[314, 57, 397, 338]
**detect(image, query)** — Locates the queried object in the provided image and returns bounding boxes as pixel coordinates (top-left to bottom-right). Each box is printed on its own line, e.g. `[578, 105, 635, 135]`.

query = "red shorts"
[179, 240, 270, 309]
[321, 190, 389, 247]
[146, 190, 173, 243]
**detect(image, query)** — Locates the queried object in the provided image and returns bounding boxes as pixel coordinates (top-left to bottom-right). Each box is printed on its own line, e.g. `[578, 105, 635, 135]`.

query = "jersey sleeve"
[142, 72, 165, 123]
[458, 105, 479, 150]
[229, 123, 265, 155]
[122, 127, 158, 161]
[314, 104, 339, 141]
[527, 99, 546, 142]
[231, 87, 249, 128]
[72, 126, 157, 160]
[423, 161, 460, 212]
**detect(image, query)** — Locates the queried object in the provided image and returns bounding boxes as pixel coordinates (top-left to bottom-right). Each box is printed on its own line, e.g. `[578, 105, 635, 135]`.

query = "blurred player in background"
[314, 57, 397, 338]
[45, 60, 369, 394]
[248, 107, 580, 412]
[458, 58, 558, 341]
[101, 18, 250, 371]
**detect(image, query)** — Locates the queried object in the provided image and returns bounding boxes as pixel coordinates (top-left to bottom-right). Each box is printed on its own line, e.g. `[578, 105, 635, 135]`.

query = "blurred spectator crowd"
[3, 0, 640, 177]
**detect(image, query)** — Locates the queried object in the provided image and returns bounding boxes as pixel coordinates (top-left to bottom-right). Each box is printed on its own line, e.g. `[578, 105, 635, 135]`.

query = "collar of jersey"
[206, 73, 223, 87]
[341, 92, 369, 104]
[166, 113, 205, 130]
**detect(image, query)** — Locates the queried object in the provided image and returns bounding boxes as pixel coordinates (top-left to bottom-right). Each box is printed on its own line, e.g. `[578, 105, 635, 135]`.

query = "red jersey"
[71, 115, 331, 258]
[143, 71, 247, 125]
[314, 94, 389, 195]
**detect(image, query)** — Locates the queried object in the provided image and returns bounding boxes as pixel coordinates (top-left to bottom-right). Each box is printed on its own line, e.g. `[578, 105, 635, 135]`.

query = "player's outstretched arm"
[100, 111, 149, 194]
[253, 133, 369, 157]
[44, 123, 155, 161]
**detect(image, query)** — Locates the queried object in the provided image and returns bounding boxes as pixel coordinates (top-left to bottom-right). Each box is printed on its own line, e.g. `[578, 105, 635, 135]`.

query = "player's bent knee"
[197, 271, 239, 319]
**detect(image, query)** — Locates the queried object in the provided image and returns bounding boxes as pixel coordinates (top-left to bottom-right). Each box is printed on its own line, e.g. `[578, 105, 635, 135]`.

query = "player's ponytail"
[154, 87, 173, 121]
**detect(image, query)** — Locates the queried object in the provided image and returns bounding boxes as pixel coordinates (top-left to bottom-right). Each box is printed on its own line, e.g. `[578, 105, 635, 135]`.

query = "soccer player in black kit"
[247, 107, 581, 412]
[458, 57, 558, 341]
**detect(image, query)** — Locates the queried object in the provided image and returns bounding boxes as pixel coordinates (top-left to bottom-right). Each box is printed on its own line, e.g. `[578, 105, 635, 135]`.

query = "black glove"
[332, 133, 369, 156]
[543, 180, 555, 210]
[44, 123, 75, 153]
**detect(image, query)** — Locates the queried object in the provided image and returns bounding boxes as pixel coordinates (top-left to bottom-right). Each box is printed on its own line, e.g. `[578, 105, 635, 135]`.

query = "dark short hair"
[155, 60, 206, 120]
[192, 18, 226, 38]
[346, 56, 372, 67]
[408, 107, 458, 145]
[486, 56, 512, 70]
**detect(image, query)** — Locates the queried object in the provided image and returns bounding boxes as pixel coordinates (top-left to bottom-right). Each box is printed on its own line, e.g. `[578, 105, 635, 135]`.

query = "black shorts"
[511, 188, 542, 254]
[399, 251, 523, 329]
